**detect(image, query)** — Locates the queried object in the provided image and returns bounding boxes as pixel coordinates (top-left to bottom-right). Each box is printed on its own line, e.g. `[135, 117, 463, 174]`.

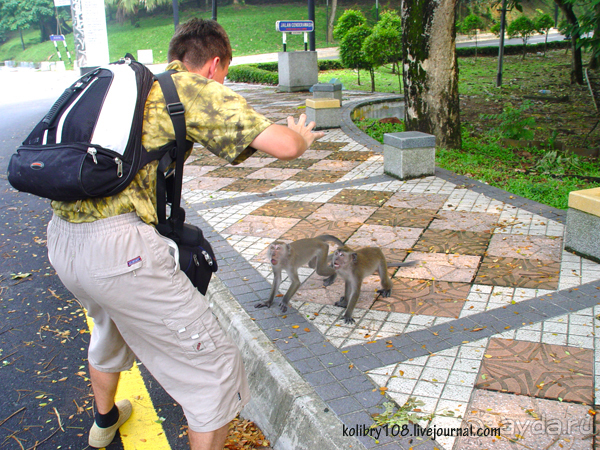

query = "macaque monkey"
[331, 246, 416, 324]
[255, 235, 344, 313]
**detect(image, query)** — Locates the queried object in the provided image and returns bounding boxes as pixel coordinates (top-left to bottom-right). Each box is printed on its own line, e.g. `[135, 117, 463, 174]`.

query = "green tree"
[534, 13, 554, 56]
[374, 10, 402, 75]
[339, 24, 372, 86]
[0, 0, 61, 47]
[362, 27, 397, 92]
[333, 9, 366, 41]
[105, 0, 172, 25]
[462, 14, 485, 59]
[490, 21, 501, 36]
[507, 15, 535, 59]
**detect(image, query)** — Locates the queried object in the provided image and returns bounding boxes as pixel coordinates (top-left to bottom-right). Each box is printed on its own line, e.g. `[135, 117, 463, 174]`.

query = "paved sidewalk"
[183, 82, 600, 450]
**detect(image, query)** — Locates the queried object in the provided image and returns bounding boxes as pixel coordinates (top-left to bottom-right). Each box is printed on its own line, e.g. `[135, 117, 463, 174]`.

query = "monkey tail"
[388, 260, 418, 268]
[315, 234, 344, 247]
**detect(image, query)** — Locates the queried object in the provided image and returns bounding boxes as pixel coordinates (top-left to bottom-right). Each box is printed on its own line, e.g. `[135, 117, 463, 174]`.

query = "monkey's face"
[331, 250, 356, 270]
[268, 242, 289, 266]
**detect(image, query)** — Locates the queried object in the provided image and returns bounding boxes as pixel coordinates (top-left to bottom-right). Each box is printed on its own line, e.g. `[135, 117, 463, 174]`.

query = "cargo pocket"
[91, 254, 146, 279]
[163, 298, 216, 360]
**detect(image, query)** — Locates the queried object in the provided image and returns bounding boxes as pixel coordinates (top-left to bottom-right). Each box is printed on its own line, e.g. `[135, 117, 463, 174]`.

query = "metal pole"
[212, 0, 217, 21]
[172, 0, 179, 30]
[326, 0, 329, 44]
[308, 0, 315, 51]
[496, 0, 507, 87]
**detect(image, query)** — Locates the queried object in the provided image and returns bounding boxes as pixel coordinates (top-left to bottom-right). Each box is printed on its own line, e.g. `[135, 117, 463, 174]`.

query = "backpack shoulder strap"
[154, 70, 191, 231]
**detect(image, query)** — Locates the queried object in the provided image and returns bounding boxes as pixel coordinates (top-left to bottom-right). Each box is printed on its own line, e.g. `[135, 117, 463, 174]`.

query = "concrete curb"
[206, 276, 367, 450]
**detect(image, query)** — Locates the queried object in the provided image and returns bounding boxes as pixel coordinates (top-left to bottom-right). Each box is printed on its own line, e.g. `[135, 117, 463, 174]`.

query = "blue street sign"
[50, 35, 66, 42]
[276, 21, 314, 33]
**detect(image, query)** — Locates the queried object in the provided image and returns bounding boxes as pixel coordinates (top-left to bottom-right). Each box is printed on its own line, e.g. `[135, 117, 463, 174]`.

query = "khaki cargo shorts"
[47, 212, 249, 432]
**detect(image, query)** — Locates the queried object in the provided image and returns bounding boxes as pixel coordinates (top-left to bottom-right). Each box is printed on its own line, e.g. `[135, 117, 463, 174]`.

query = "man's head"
[168, 18, 232, 82]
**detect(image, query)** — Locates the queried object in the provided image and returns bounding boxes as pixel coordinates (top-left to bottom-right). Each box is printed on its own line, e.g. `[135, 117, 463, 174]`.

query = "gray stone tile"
[230, 285, 252, 295]
[317, 350, 350, 367]
[275, 338, 304, 352]
[314, 382, 349, 401]
[297, 330, 325, 345]
[330, 364, 362, 381]
[376, 349, 404, 366]
[344, 375, 377, 395]
[353, 355, 384, 372]
[328, 396, 364, 415]
[285, 346, 313, 362]
[235, 291, 260, 303]
[304, 370, 337, 386]
[342, 345, 372, 358]
[311, 342, 338, 356]
[294, 358, 326, 375]
[354, 389, 387, 408]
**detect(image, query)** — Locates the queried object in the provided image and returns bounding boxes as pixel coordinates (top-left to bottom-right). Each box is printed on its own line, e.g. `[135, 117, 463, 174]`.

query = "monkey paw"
[343, 316, 355, 325]
[334, 297, 347, 308]
[279, 303, 288, 313]
[377, 289, 392, 298]
[254, 302, 271, 309]
[323, 276, 336, 287]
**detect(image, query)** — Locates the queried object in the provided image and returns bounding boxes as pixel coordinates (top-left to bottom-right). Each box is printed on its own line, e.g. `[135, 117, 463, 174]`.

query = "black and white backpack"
[7, 54, 163, 202]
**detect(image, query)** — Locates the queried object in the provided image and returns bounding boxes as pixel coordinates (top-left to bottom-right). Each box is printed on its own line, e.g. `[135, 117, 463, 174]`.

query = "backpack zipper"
[87, 147, 98, 164]
[115, 157, 123, 177]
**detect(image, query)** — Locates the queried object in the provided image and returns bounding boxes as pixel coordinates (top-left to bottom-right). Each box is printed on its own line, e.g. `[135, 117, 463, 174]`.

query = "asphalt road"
[456, 31, 565, 48]
[0, 72, 191, 450]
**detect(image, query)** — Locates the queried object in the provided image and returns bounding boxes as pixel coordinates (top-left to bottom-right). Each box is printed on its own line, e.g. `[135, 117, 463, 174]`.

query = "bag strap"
[154, 70, 190, 233]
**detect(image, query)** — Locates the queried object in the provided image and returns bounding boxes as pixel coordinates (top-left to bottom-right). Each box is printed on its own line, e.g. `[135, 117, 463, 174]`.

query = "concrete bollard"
[137, 49, 154, 65]
[277, 51, 318, 92]
[383, 131, 436, 180]
[305, 98, 341, 130]
[312, 83, 342, 105]
[565, 187, 600, 262]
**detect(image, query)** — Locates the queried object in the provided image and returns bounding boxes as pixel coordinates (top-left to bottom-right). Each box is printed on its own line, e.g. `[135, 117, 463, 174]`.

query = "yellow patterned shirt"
[51, 61, 272, 224]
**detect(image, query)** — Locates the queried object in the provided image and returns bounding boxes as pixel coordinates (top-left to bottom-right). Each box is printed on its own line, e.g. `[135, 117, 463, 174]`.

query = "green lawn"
[0, 4, 336, 67]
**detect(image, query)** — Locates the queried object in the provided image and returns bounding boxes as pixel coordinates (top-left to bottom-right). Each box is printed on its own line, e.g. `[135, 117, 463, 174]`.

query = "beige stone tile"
[401, 252, 481, 283]
[307, 204, 378, 223]
[487, 234, 563, 261]
[182, 176, 237, 191]
[245, 168, 301, 180]
[222, 216, 300, 239]
[345, 224, 423, 249]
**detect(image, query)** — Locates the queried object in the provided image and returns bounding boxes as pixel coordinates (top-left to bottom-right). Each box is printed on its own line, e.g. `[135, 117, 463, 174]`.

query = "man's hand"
[287, 114, 325, 149]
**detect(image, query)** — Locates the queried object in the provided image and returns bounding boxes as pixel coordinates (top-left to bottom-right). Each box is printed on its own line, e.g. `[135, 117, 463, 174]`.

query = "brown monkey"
[255, 234, 344, 313]
[331, 246, 416, 324]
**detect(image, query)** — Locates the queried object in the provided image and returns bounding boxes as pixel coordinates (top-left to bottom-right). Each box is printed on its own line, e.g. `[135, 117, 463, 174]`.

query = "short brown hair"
[168, 18, 232, 69]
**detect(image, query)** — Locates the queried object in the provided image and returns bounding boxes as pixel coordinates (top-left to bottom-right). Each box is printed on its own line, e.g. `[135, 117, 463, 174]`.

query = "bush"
[456, 39, 570, 57]
[227, 65, 278, 84]
[227, 60, 344, 85]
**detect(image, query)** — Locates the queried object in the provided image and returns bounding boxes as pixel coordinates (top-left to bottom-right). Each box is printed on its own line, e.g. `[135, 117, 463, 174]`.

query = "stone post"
[277, 51, 318, 92]
[383, 131, 436, 180]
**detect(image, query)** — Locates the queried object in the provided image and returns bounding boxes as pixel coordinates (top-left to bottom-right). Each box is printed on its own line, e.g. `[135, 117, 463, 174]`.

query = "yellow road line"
[86, 315, 171, 449]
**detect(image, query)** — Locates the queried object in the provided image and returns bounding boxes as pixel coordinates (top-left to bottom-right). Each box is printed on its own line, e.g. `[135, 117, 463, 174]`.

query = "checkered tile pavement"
[182, 82, 600, 449]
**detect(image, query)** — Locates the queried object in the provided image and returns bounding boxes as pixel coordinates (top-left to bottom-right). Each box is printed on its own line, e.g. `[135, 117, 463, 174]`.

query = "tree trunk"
[589, 2, 600, 69]
[370, 68, 376, 92]
[554, 0, 584, 84]
[401, 0, 462, 149]
[327, 0, 338, 43]
[19, 28, 25, 51]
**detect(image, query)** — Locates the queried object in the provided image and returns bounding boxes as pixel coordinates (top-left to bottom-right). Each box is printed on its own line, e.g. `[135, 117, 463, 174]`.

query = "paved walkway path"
[182, 81, 600, 450]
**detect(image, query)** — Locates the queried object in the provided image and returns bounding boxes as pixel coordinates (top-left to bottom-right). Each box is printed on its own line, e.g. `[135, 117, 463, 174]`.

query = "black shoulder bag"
[154, 71, 218, 296]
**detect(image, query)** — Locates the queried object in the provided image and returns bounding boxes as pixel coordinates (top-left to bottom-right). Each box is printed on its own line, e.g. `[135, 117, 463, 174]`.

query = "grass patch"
[0, 4, 335, 65]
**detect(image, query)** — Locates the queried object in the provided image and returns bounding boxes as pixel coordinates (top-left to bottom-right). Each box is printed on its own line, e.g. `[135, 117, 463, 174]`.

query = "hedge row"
[227, 64, 279, 84]
[226, 40, 571, 85]
[456, 39, 571, 57]
[227, 59, 344, 84]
